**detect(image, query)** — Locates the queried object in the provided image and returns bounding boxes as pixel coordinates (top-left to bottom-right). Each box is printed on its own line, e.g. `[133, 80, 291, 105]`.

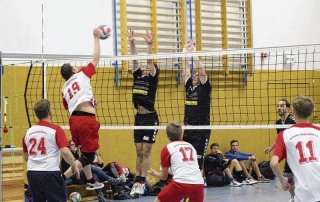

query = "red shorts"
[157, 180, 204, 202]
[69, 115, 100, 152]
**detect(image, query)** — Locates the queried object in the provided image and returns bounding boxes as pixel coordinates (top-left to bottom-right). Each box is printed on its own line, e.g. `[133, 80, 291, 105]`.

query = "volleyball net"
[2, 44, 320, 130]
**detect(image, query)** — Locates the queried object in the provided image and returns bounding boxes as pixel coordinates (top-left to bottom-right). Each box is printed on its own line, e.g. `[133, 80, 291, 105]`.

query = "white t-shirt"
[273, 123, 320, 202]
[22, 121, 69, 171]
[161, 140, 203, 184]
[62, 63, 96, 114]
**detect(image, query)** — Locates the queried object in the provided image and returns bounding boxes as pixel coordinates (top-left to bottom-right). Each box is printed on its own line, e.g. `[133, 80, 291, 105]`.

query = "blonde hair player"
[150, 121, 204, 202]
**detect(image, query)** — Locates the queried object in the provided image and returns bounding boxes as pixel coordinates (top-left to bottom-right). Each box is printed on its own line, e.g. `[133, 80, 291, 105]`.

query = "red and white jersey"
[22, 121, 69, 171]
[62, 63, 96, 114]
[161, 140, 203, 184]
[273, 123, 320, 202]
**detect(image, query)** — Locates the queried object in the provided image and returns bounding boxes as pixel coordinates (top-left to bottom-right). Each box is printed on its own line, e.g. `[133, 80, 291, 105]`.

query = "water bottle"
[204, 177, 207, 187]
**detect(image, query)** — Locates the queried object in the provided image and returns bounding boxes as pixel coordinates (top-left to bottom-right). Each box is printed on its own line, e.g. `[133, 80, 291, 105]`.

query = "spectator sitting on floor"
[204, 143, 242, 187]
[225, 140, 270, 183]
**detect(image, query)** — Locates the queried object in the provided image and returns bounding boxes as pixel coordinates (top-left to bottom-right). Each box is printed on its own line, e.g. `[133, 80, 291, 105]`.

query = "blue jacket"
[225, 150, 253, 161]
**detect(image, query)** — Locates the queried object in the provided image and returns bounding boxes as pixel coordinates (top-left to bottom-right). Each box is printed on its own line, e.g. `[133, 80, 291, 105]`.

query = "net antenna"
[2, 44, 320, 130]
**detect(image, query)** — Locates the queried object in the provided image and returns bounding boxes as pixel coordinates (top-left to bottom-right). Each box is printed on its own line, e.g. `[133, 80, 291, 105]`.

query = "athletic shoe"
[183, 197, 189, 202]
[288, 197, 294, 202]
[86, 181, 105, 190]
[230, 179, 242, 187]
[135, 182, 146, 195]
[257, 175, 271, 183]
[129, 182, 139, 197]
[241, 177, 254, 185]
[249, 176, 258, 184]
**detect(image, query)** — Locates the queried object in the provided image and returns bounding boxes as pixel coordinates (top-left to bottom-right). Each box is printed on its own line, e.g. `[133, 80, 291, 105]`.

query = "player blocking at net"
[126, 28, 160, 197]
[181, 39, 212, 172]
[60, 27, 104, 190]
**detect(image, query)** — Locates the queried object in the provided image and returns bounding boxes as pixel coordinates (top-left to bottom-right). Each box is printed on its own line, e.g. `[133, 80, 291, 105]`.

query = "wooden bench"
[66, 181, 113, 201]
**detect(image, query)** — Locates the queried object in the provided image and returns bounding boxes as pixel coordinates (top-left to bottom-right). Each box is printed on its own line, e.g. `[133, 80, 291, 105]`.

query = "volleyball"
[98, 25, 111, 40]
[69, 192, 81, 202]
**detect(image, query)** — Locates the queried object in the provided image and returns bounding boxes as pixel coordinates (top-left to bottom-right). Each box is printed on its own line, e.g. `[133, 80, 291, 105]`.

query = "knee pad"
[78, 152, 95, 167]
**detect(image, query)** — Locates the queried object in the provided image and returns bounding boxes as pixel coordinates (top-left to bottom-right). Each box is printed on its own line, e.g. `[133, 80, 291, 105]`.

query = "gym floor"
[89, 179, 291, 202]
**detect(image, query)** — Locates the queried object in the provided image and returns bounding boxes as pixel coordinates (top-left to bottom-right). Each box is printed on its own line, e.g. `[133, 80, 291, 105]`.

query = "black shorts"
[283, 160, 292, 173]
[134, 112, 159, 143]
[27, 171, 67, 202]
[183, 128, 211, 169]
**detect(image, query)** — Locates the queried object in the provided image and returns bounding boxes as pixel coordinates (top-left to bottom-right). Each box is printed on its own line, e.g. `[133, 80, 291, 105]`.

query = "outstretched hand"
[142, 30, 155, 44]
[148, 168, 159, 177]
[126, 29, 135, 42]
[184, 39, 195, 52]
[93, 28, 100, 39]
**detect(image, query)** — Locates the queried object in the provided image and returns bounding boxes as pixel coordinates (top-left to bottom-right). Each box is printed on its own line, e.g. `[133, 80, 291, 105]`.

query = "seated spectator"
[225, 140, 270, 183]
[204, 143, 242, 187]
[228, 156, 254, 185]
[61, 141, 127, 201]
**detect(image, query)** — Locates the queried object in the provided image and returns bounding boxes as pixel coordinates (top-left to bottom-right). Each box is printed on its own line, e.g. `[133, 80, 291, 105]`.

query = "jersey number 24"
[29, 137, 46, 155]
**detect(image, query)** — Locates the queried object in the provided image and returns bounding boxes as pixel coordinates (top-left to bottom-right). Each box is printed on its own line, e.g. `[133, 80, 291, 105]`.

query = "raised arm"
[193, 54, 206, 84]
[181, 42, 192, 84]
[90, 28, 101, 68]
[187, 39, 207, 84]
[142, 30, 156, 75]
[126, 29, 139, 72]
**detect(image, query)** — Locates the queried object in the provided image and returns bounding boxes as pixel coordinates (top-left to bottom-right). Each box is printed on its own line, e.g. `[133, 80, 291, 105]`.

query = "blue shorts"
[27, 171, 67, 202]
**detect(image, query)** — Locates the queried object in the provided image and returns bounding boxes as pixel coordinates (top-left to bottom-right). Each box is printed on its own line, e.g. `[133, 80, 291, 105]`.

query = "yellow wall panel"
[2, 66, 319, 180]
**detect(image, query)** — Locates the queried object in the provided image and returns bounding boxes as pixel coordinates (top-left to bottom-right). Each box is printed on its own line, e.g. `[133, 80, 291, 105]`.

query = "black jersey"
[203, 153, 223, 176]
[275, 113, 296, 134]
[61, 151, 79, 173]
[184, 76, 212, 125]
[132, 67, 159, 112]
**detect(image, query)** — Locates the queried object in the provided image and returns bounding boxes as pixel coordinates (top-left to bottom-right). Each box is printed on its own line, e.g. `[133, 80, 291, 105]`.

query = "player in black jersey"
[126, 29, 159, 197]
[264, 99, 296, 202]
[181, 39, 212, 171]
